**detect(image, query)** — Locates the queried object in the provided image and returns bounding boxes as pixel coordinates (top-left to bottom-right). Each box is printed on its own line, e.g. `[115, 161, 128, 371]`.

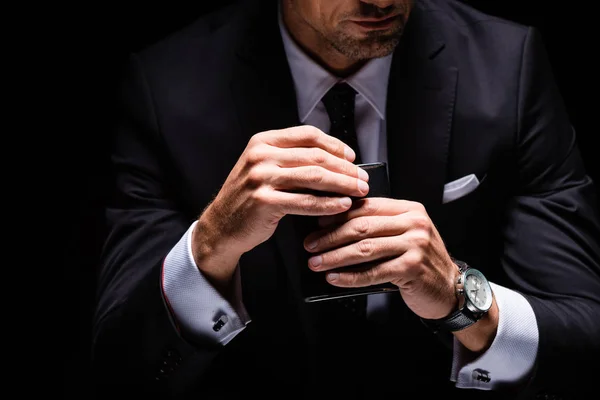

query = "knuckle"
[246, 167, 266, 187]
[363, 267, 376, 284]
[336, 159, 352, 177]
[353, 218, 370, 237]
[325, 229, 338, 246]
[250, 131, 266, 144]
[411, 201, 427, 213]
[251, 187, 270, 206]
[328, 197, 344, 211]
[302, 125, 321, 142]
[357, 239, 374, 257]
[363, 199, 379, 214]
[305, 167, 325, 184]
[362, 198, 379, 215]
[393, 258, 409, 276]
[302, 195, 319, 210]
[411, 231, 431, 248]
[246, 146, 267, 165]
[311, 149, 328, 165]
[326, 251, 340, 266]
[412, 214, 431, 230]
[403, 250, 423, 267]
[248, 133, 259, 146]
[340, 161, 352, 176]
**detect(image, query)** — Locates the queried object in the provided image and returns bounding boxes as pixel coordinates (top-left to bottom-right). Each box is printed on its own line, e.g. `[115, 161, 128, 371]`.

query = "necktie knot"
[322, 83, 356, 124]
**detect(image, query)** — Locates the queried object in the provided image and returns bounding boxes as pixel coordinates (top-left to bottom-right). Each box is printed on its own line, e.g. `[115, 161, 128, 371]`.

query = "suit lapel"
[231, 2, 300, 136]
[229, 1, 312, 321]
[386, 3, 458, 223]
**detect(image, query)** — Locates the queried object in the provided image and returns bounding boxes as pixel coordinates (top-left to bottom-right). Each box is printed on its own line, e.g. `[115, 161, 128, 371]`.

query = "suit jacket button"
[213, 315, 229, 332]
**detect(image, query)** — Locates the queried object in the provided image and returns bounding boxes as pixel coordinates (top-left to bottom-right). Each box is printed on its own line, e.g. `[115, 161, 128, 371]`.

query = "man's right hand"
[191, 125, 370, 293]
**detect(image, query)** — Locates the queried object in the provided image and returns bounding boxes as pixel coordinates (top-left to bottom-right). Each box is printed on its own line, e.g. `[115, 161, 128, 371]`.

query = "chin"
[328, 27, 402, 61]
[354, 37, 401, 59]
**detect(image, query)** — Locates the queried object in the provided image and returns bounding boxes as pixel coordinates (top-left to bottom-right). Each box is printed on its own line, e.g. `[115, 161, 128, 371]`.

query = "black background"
[64, 1, 598, 398]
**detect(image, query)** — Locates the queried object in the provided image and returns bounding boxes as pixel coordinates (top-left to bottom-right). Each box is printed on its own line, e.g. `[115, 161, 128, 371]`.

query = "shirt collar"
[278, 8, 393, 123]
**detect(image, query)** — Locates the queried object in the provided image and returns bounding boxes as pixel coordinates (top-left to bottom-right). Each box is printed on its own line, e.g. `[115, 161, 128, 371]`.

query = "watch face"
[463, 269, 493, 312]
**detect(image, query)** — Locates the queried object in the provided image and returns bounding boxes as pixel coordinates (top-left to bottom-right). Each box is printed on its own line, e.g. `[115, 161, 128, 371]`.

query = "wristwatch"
[421, 259, 493, 333]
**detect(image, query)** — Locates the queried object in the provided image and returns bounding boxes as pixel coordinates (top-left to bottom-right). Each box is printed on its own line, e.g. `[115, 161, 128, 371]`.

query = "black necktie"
[298, 83, 371, 392]
[320, 83, 367, 320]
[322, 83, 362, 164]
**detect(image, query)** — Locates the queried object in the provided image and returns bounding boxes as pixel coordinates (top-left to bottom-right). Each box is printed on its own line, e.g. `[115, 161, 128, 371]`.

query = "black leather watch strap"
[421, 259, 488, 333]
[421, 307, 479, 333]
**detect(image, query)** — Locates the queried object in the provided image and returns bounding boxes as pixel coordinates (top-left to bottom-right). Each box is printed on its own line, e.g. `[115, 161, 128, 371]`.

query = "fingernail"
[358, 167, 369, 181]
[327, 273, 339, 281]
[309, 255, 322, 268]
[358, 180, 369, 194]
[306, 240, 318, 250]
[344, 146, 356, 161]
[339, 197, 352, 207]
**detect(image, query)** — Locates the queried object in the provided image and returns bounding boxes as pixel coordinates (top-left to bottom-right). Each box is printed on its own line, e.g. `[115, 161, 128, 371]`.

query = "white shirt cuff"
[450, 282, 539, 390]
[162, 221, 251, 345]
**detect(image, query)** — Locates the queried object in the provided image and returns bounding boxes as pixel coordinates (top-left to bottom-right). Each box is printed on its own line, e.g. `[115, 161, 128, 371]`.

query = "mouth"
[350, 14, 402, 30]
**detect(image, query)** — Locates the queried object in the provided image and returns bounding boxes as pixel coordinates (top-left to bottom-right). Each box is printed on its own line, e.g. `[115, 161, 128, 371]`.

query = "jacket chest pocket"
[434, 173, 498, 255]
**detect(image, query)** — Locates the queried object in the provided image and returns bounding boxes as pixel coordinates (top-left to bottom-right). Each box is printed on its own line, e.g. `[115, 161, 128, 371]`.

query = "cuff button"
[213, 315, 229, 332]
[472, 368, 491, 383]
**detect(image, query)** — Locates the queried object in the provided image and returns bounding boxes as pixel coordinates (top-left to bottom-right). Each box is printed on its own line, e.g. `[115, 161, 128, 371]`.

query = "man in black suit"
[91, 0, 600, 399]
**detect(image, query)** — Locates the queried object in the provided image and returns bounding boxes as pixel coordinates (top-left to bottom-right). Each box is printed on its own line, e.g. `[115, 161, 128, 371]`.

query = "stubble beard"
[322, 26, 404, 61]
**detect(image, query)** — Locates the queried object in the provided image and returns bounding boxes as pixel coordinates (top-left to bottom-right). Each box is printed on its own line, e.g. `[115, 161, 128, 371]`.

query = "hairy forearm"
[192, 204, 244, 298]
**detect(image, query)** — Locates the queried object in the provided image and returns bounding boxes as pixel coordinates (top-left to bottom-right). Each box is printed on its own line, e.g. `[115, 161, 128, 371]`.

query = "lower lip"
[352, 15, 400, 30]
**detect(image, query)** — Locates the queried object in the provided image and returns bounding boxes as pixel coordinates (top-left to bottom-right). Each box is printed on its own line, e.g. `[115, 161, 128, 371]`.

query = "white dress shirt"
[162, 7, 539, 390]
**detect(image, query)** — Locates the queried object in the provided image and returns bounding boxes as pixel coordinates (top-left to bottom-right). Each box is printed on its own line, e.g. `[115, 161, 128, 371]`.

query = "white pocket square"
[443, 174, 480, 204]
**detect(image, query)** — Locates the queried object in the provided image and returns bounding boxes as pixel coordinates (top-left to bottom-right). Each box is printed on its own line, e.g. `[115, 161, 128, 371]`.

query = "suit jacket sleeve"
[505, 27, 600, 397]
[91, 53, 254, 398]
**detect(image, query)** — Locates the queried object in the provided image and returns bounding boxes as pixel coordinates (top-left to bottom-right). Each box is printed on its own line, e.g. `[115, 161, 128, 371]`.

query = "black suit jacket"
[91, 0, 600, 398]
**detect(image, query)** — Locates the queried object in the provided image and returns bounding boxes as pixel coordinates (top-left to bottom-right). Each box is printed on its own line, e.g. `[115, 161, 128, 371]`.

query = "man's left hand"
[304, 197, 459, 320]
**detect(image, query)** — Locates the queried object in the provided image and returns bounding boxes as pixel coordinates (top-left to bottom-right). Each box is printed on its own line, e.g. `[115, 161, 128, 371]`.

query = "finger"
[307, 236, 405, 272]
[324, 258, 402, 288]
[271, 146, 369, 182]
[318, 198, 425, 227]
[304, 215, 411, 253]
[272, 165, 369, 198]
[259, 125, 356, 162]
[269, 190, 354, 216]
[324, 251, 424, 287]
